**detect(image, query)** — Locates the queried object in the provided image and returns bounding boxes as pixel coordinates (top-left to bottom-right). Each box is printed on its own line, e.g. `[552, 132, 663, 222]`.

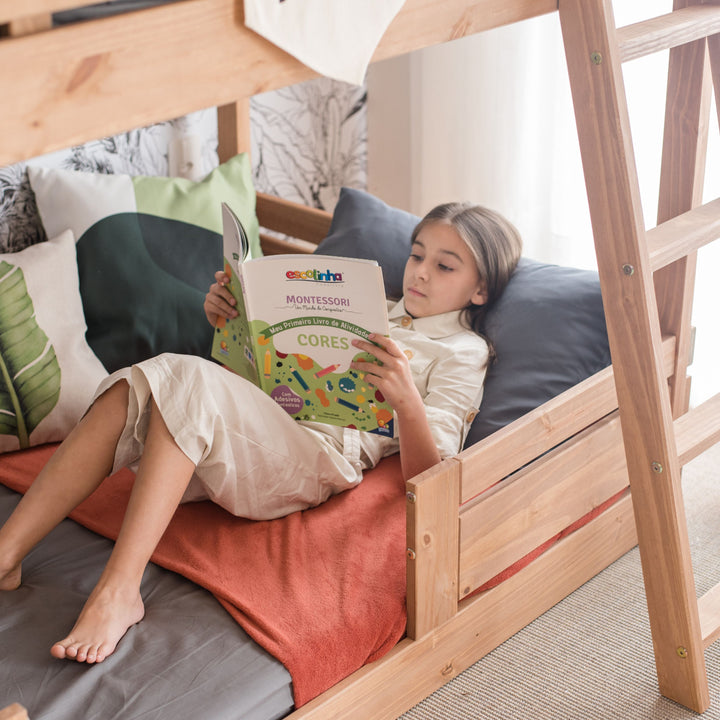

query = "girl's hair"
[411, 202, 522, 359]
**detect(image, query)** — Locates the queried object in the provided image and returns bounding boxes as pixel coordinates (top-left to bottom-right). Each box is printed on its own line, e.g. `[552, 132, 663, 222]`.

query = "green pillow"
[28, 154, 260, 372]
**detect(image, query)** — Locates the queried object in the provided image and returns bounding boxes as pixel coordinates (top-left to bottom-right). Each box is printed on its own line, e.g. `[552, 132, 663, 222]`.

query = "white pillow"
[0, 230, 108, 452]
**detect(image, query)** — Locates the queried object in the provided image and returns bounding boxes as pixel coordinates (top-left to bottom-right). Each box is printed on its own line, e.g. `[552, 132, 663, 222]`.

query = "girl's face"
[402, 222, 487, 318]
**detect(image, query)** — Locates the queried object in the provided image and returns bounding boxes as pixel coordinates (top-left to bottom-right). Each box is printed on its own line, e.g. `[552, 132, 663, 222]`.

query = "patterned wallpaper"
[0, 77, 367, 253]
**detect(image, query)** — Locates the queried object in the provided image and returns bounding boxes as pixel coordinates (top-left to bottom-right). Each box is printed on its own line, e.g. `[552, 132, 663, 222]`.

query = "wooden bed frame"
[1, 0, 719, 717]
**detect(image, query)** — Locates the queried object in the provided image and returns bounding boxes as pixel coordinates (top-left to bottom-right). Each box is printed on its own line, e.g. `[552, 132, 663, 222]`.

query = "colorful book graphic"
[211, 203, 394, 436]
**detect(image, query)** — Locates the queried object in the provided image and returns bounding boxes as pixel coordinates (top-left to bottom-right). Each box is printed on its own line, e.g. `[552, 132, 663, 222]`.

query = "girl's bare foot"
[0, 563, 22, 591]
[51, 584, 145, 663]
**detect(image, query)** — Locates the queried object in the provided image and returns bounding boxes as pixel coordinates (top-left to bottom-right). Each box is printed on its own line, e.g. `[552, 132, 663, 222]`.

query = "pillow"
[27, 153, 260, 373]
[0, 230, 108, 453]
[315, 186, 416, 300]
[315, 188, 611, 447]
[464, 257, 611, 446]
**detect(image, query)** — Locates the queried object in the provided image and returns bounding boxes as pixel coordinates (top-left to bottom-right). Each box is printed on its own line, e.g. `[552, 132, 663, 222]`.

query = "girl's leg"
[0, 380, 131, 592]
[50, 397, 196, 664]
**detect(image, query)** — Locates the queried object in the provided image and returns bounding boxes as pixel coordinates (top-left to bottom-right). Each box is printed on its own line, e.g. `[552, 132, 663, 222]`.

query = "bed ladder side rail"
[558, 0, 720, 712]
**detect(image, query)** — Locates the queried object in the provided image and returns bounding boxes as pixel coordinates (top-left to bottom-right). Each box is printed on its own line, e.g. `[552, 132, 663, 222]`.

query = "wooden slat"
[458, 413, 629, 597]
[617, 4, 720, 63]
[648, 199, 720, 271]
[259, 232, 318, 256]
[458, 335, 676, 504]
[675, 393, 720, 466]
[406, 459, 460, 639]
[699, 582, 720, 648]
[291, 492, 637, 720]
[0, 0, 555, 165]
[256, 192, 332, 245]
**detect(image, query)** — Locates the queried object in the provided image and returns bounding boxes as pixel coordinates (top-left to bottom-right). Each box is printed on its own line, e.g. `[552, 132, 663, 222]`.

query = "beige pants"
[93, 353, 363, 521]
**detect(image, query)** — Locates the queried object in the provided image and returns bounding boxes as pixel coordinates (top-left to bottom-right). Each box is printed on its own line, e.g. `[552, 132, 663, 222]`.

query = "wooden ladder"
[558, 0, 720, 713]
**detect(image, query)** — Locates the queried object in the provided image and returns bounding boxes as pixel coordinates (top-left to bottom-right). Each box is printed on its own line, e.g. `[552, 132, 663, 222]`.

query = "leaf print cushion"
[0, 230, 108, 452]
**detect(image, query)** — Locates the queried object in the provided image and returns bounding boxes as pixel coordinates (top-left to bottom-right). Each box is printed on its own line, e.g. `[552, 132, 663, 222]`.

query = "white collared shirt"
[303, 298, 489, 472]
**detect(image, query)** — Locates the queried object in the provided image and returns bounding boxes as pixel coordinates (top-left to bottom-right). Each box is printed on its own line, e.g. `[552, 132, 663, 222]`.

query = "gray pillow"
[316, 187, 415, 300]
[465, 257, 610, 445]
[315, 187, 611, 447]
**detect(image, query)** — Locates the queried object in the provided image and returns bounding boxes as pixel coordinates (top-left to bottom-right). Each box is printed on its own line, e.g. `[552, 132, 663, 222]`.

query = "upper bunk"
[0, 0, 557, 165]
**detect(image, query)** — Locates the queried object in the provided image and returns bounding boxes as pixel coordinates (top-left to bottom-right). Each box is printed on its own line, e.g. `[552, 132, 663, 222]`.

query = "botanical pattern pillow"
[0, 230, 108, 453]
[28, 154, 260, 372]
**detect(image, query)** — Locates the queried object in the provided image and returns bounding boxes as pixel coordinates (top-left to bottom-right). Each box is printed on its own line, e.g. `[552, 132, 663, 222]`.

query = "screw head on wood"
[622, 264, 635, 276]
[591, 51, 603, 65]
[652, 462, 664, 473]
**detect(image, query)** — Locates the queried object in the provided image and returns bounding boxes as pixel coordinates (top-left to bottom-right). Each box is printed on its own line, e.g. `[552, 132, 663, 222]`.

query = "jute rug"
[401, 442, 720, 719]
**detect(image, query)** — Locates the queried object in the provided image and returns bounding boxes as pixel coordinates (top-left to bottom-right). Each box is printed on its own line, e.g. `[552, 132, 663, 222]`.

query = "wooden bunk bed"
[0, 0, 719, 717]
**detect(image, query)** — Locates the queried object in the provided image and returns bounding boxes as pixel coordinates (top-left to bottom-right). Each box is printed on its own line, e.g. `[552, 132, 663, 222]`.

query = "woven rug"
[402, 442, 720, 719]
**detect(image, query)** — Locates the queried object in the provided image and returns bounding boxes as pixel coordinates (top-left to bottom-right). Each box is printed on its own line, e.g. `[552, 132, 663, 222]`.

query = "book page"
[242, 254, 394, 435]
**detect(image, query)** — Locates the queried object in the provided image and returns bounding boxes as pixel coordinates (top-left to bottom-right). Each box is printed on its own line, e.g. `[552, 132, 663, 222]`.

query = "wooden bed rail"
[406, 332, 676, 624]
[256, 193, 331, 255]
[458, 334, 677, 503]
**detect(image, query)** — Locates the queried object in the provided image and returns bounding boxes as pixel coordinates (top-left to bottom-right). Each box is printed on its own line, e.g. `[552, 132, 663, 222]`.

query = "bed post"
[405, 459, 460, 640]
[653, 31, 711, 417]
[217, 99, 252, 162]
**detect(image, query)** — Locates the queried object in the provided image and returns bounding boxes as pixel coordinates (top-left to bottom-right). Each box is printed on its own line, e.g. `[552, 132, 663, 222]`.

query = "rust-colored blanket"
[0, 445, 407, 707]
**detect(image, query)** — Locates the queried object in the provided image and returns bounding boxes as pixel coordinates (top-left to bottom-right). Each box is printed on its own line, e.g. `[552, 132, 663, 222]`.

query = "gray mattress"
[0, 484, 294, 720]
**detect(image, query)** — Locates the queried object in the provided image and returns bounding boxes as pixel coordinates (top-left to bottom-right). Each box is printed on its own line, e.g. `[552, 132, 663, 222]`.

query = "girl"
[0, 201, 521, 664]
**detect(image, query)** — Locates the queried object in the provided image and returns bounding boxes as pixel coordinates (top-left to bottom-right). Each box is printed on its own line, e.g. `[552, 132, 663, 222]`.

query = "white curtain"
[368, 3, 718, 405]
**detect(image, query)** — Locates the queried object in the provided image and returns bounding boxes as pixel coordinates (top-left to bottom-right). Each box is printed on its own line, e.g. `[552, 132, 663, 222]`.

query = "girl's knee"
[89, 380, 130, 423]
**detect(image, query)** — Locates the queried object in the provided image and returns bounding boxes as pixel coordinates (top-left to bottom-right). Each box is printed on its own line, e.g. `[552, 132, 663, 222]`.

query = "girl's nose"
[415, 261, 429, 280]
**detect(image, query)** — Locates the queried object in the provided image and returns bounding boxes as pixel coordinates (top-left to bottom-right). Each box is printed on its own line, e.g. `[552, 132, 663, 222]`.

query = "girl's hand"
[203, 271, 238, 327]
[351, 334, 423, 414]
[353, 333, 440, 480]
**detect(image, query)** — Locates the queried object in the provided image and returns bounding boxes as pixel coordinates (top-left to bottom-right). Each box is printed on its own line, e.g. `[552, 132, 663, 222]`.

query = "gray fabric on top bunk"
[0, 484, 294, 720]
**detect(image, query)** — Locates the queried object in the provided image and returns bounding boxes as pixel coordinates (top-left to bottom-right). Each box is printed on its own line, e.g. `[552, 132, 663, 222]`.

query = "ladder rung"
[618, 4, 720, 63]
[675, 392, 720, 466]
[647, 198, 720, 272]
[699, 582, 720, 648]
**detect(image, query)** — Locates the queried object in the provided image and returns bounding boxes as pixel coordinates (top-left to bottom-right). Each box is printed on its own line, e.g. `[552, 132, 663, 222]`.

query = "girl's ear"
[469, 284, 488, 307]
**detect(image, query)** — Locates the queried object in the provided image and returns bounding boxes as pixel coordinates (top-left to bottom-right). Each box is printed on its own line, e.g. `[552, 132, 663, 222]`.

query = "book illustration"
[212, 203, 394, 435]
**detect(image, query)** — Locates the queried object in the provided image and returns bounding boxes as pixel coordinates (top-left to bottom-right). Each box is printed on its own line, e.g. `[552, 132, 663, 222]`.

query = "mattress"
[0, 484, 295, 720]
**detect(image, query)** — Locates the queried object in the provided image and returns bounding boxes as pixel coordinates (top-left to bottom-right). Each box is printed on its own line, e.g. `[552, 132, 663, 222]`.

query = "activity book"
[211, 203, 394, 435]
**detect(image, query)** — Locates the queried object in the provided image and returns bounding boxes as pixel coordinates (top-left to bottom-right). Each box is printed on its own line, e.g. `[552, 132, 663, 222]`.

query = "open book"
[211, 203, 394, 436]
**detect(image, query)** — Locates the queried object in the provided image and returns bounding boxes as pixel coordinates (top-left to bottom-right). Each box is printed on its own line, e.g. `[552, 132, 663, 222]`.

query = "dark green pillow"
[77, 213, 221, 372]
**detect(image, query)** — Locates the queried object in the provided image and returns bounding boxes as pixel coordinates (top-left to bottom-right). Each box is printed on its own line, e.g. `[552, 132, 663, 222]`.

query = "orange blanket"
[0, 445, 407, 707]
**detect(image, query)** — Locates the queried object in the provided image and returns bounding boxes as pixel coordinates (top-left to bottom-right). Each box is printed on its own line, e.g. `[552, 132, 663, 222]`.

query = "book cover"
[212, 203, 394, 436]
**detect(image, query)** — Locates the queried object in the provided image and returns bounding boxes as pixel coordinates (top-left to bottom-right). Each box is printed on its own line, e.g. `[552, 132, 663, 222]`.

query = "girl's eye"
[409, 253, 423, 262]
[438, 264, 454, 272]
